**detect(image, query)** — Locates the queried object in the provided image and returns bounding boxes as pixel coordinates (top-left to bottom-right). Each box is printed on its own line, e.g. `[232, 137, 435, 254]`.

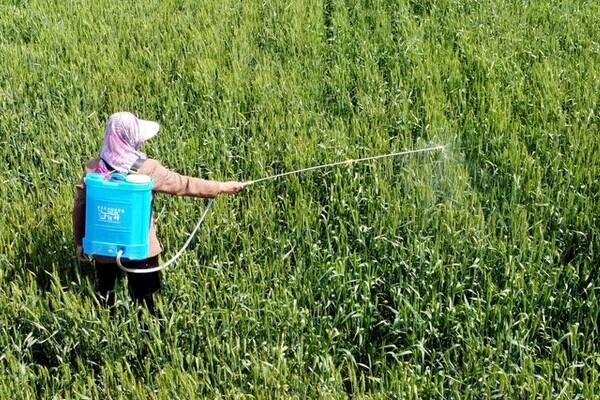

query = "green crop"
[1, 0, 599, 398]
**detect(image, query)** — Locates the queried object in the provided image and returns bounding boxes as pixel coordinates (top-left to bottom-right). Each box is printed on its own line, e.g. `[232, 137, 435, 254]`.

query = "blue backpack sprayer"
[82, 145, 444, 273]
[82, 172, 154, 260]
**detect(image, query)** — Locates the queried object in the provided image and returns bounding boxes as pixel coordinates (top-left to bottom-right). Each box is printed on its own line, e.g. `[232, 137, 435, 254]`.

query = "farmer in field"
[73, 112, 244, 314]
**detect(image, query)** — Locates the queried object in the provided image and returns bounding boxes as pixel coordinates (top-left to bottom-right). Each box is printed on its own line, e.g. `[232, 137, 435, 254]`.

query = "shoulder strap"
[99, 157, 145, 175]
[129, 158, 146, 174]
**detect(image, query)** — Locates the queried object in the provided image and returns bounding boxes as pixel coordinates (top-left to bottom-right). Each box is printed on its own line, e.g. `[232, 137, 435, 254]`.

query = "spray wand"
[117, 145, 444, 273]
[243, 145, 444, 186]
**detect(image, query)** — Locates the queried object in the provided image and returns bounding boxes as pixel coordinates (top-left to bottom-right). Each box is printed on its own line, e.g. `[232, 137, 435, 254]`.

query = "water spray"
[116, 144, 445, 273]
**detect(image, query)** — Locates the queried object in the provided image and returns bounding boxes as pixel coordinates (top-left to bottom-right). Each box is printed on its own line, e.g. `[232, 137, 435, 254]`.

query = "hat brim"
[138, 119, 160, 141]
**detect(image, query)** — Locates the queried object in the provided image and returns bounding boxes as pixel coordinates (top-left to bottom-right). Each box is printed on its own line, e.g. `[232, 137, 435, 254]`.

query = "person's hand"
[220, 181, 245, 195]
[77, 245, 90, 262]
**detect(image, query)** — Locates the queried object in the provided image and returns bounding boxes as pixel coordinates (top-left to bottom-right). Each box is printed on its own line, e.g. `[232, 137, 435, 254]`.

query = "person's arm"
[72, 177, 89, 262]
[144, 160, 244, 198]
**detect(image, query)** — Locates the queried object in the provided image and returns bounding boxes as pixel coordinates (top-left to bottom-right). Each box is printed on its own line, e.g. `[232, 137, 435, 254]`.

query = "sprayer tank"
[82, 173, 153, 260]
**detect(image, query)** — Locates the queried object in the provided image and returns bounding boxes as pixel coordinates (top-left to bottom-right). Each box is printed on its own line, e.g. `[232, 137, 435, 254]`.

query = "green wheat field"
[1, 0, 599, 398]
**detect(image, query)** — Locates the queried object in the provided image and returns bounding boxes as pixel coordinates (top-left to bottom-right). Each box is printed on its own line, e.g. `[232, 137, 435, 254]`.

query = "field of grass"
[1, 0, 599, 397]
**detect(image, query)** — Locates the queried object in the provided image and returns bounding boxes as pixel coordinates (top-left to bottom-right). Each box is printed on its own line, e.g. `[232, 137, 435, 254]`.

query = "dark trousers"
[95, 256, 161, 315]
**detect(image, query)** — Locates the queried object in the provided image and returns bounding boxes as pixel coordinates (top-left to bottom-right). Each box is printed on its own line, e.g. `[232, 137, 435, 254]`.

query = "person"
[72, 111, 244, 315]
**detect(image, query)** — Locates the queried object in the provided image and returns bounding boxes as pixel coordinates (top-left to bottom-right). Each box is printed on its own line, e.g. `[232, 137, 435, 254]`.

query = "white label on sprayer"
[97, 206, 125, 223]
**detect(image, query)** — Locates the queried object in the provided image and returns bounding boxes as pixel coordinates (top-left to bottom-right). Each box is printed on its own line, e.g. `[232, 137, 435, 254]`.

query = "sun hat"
[138, 118, 160, 142]
[97, 112, 160, 174]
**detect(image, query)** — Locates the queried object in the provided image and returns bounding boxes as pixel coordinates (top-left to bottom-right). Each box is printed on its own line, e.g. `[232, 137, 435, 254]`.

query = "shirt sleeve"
[145, 160, 223, 198]
[72, 176, 86, 246]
